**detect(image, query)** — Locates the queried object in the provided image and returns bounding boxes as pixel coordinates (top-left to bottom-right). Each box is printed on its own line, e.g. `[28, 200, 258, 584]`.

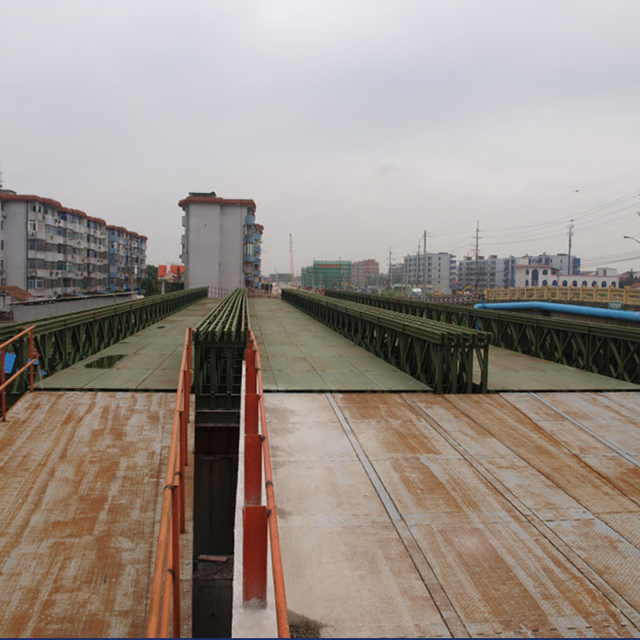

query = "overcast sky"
[2, 0, 640, 275]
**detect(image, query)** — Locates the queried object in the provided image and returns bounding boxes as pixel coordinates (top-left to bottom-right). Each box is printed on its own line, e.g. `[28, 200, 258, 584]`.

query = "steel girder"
[0, 288, 208, 403]
[326, 290, 640, 384]
[283, 289, 490, 393]
[193, 288, 248, 409]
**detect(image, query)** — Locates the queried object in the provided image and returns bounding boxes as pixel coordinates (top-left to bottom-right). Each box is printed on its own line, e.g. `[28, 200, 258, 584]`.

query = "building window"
[542, 269, 548, 275]
[562, 280, 567, 286]
[525, 279, 529, 286]
[582, 281, 588, 287]
[542, 280, 548, 286]
[592, 281, 598, 287]
[28, 278, 36, 288]
[602, 281, 607, 288]
[572, 280, 578, 286]
[612, 282, 617, 288]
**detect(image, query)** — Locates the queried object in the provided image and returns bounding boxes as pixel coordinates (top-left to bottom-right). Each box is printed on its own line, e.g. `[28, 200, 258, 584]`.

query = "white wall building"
[403, 252, 455, 294]
[515, 262, 620, 288]
[0, 190, 146, 297]
[179, 191, 262, 290]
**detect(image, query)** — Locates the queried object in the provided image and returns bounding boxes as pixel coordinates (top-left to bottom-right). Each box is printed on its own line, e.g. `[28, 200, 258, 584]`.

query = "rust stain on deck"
[0, 391, 193, 638]
[268, 391, 640, 638]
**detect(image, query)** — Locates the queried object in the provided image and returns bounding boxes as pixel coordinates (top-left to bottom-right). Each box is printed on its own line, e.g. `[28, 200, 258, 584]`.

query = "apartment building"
[350, 259, 379, 288]
[403, 252, 455, 294]
[0, 189, 147, 297]
[178, 191, 262, 290]
[456, 255, 515, 291]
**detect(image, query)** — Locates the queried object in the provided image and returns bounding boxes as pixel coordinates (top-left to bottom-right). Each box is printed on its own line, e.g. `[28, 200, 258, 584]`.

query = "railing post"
[245, 346, 256, 395]
[179, 408, 186, 534]
[29, 328, 35, 391]
[171, 483, 182, 638]
[242, 505, 268, 605]
[244, 434, 263, 505]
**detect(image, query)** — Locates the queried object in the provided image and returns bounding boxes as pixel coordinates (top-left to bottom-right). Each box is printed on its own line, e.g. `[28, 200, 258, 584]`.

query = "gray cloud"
[1, 0, 640, 273]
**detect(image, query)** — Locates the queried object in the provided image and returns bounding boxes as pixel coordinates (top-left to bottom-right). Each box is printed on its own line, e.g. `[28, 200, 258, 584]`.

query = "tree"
[141, 265, 161, 296]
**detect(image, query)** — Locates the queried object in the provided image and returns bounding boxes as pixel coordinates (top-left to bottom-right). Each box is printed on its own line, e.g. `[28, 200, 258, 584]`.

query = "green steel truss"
[326, 290, 640, 384]
[193, 288, 248, 409]
[0, 287, 208, 402]
[282, 289, 490, 393]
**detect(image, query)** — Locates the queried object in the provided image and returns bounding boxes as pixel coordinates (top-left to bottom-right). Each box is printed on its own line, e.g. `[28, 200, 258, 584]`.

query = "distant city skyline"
[1, 1, 639, 277]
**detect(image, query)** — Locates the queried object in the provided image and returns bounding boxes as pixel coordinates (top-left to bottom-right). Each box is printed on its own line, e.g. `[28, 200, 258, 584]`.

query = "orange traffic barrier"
[146, 328, 192, 638]
[0, 325, 38, 421]
[243, 331, 290, 637]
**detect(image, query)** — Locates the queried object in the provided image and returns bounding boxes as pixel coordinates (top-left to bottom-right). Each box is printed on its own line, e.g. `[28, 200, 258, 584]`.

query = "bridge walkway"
[0, 391, 194, 638]
[267, 391, 640, 638]
[252, 299, 638, 392]
[0, 296, 221, 637]
[40, 297, 218, 391]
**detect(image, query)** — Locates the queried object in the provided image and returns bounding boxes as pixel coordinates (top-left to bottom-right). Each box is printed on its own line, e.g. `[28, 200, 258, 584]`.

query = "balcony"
[245, 273, 254, 282]
[244, 253, 255, 263]
[245, 214, 255, 225]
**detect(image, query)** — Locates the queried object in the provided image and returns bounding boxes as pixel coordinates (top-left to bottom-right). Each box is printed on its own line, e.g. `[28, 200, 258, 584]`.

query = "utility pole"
[423, 229, 427, 298]
[567, 220, 575, 276]
[388, 247, 392, 288]
[474, 220, 480, 291]
[289, 234, 295, 287]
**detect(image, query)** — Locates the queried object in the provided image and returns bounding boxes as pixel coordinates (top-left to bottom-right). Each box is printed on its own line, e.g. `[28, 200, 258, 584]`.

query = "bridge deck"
[40, 298, 218, 391]
[0, 391, 193, 638]
[253, 299, 637, 392]
[250, 299, 428, 391]
[268, 391, 640, 638]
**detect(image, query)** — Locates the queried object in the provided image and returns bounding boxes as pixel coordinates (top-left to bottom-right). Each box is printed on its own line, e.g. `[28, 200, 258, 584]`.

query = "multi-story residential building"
[518, 252, 581, 277]
[0, 189, 147, 297]
[388, 262, 405, 287]
[515, 262, 617, 288]
[403, 252, 455, 294]
[301, 261, 351, 289]
[456, 255, 515, 291]
[350, 259, 379, 288]
[107, 226, 148, 292]
[178, 191, 262, 290]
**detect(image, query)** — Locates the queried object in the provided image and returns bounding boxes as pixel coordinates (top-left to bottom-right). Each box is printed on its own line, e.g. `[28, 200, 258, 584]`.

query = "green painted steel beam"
[325, 290, 640, 384]
[0, 287, 208, 405]
[193, 288, 249, 409]
[282, 289, 490, 393]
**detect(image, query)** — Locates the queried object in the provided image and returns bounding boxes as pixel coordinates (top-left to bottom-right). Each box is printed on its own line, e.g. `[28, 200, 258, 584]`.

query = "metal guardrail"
[193, 288, 249, 409]
[243, 332, 289, 636]
[283, 289, 490, 393]
[484, 284, 640, 306]
[146, 328, 192, 638]
[0, 325, 38, 420]
[0, 288, 207, 405]
[326, 290, 640, 385]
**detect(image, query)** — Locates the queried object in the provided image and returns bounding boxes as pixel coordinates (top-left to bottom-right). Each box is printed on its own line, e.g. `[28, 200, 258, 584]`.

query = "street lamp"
[624, 235, 640, 245]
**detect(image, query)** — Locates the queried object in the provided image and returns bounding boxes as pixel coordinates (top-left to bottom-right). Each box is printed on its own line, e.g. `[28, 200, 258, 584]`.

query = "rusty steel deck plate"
[0, 391, 194, 638]
[266, 391, 640, 638]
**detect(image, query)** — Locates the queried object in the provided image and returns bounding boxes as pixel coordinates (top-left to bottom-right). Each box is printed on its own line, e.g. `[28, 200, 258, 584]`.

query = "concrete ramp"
[0, 391, 192, 638]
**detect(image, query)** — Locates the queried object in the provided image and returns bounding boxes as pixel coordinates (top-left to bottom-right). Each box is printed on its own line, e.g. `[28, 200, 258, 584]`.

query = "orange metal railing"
[146, 327, 192, 638]
[0, 325, 38, 421]
[244, 331, 290, 637]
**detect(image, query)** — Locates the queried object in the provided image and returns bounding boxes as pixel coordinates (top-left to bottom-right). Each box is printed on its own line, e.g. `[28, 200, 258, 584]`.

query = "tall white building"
[0, 189, 147, 297]
[403, 252, 455, 294]
[179, 191, 262, 290]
